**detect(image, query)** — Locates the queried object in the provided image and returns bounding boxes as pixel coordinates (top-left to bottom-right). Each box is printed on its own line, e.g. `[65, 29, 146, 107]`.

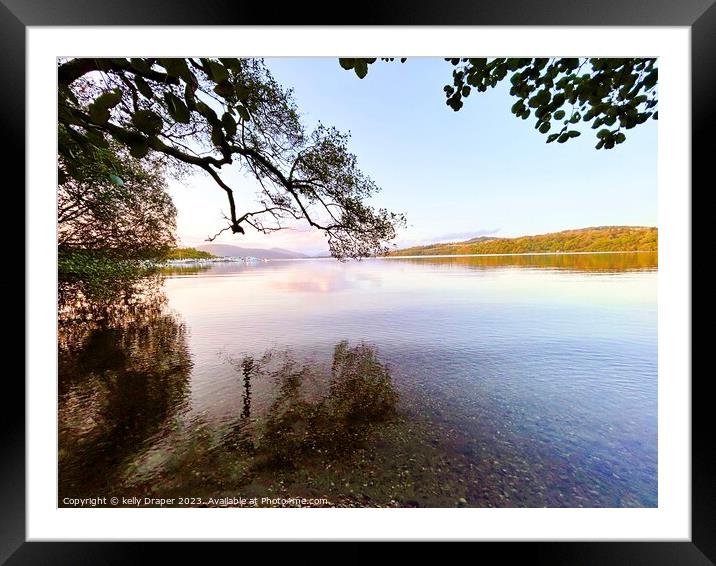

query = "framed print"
[8, 0, 708, 561]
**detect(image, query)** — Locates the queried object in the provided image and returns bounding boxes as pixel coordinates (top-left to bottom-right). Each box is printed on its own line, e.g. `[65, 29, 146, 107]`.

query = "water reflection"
[59, 308, 192, 499]
[115, 343, 401, 503]
[58, 253, 658, 507]
[240, 357, 255, 419]
[159, 264, 212, 277]
[58, 275, 167, 341]
[162, 255, 656, 507]
[390, 251, 657, 272]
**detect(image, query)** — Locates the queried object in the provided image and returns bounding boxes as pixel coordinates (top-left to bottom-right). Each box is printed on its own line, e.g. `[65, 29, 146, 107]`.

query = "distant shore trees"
[166, 248, 216, 260]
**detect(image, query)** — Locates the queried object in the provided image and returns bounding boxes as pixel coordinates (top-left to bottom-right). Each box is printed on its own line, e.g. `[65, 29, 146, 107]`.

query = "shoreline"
[167, 250, 659, 263]
[381, 250, 657, 260]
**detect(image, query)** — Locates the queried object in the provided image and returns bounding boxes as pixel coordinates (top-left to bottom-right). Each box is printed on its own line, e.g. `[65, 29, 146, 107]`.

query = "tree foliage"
[59, 124, 177, 301]
[339, 57, 657, 149]
[59, 126, 176, 258]
[58, 58, 405, 259]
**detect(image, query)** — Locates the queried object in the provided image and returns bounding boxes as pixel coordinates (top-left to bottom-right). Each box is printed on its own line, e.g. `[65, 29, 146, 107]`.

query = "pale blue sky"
[170, 58, 656, 253]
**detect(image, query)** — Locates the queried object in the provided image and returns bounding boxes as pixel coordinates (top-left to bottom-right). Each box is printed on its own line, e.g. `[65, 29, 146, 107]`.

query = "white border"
[27, 27, 691, 541]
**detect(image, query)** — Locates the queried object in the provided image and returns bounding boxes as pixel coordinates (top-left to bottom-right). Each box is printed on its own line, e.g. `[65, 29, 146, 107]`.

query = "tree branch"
[58, 58, 180, 87]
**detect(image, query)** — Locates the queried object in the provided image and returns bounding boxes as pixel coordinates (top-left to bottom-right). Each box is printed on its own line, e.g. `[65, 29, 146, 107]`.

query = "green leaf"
[129, 58, 150, 73]
[237, 105, 250, 122]
[354, 59, 368, 79]
[164, 92, 190, 124]
[539, 122, 551, 134]
[109, 174, 125, 186]
[132, 109, 163, 136]
[88, 89, 122, 125]
[552, 93, 565, 107]
[234, 84, 250, 101]
[557, 133, 569, 143]
[125, 134, 150, 158]
[213, 81, 235, 98]
[195, 102, 219, 125]
[184, 83, 196, 106]
[339, 58, 355, 70]
[205, 60, 230, 83]
[528, 89, 551, 108]
[89, 106, 109, 126]
[567, 130, 581, 138]
[134, 76, 153, 99]
[446, 94, 463, 111]
[553, 110, 566, 120]
[222, 112, 237, 137]
[158, 58, 192, 82]
[546, 133, 559, 143]
[219, 58, 243, 72]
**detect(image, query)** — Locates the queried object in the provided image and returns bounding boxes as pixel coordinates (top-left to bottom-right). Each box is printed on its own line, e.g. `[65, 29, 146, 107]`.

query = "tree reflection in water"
[59, 271, 403, 504]
[58, 277, 192, 500]
[395, 251, 657, 272]
[241, 357, 255, 420]
[119, 342, 401, 501]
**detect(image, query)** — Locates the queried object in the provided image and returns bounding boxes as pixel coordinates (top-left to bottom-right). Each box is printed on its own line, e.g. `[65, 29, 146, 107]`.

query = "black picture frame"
[7, 0, 708, 561]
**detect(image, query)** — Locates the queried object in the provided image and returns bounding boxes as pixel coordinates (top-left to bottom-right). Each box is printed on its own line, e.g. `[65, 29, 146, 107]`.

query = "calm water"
[59, 253, 657, 507]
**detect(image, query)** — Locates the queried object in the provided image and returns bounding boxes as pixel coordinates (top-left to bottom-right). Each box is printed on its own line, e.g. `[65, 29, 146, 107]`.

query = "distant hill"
[390, 226, 658, 256]
[196, 244, 309, 259]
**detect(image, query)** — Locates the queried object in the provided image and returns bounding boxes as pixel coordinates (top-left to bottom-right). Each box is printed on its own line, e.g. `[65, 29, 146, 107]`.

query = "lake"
[59, 252, 657, 507]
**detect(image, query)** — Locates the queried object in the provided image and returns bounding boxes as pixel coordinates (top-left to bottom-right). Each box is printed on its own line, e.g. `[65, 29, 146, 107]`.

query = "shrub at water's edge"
[389, 226, 657, 256]
[58, 249, 159, 304]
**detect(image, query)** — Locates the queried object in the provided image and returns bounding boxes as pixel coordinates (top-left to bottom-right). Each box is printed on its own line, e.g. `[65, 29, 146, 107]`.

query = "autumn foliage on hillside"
[390, 226, 657, 256]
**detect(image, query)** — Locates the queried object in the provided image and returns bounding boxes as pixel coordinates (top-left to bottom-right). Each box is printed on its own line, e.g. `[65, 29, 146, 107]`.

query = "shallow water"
[59, 253, 657, 507]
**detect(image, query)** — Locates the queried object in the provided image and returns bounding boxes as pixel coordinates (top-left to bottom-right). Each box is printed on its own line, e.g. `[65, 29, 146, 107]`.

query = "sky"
[168, 58, 656, 255]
